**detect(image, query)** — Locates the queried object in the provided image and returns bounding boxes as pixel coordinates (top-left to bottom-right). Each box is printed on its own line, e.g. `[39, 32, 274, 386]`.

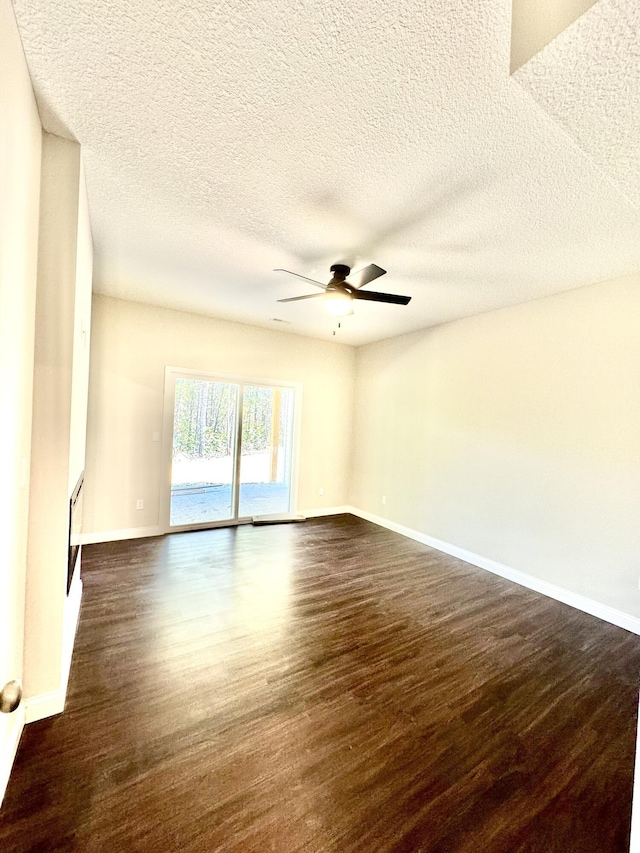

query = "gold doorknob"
[0, 680, 22, 714]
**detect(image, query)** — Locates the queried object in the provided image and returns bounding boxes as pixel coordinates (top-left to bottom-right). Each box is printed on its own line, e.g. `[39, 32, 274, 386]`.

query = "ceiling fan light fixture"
[323, 290, 353, 316]
[276, 263, 410, 316]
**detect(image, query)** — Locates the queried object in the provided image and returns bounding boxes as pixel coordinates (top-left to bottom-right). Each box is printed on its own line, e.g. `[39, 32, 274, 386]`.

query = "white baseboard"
[346, 506, 640, 636]
[0, 705, 25, 807]
[0, 568, 84, 804]
[78, 525, 162, 545]
[24, 575, 84, 725]
[81, 506, 640, 636]
[24, 689, 65, 724]
[630, 694, 640, 853]
[61, 574, 82, 697]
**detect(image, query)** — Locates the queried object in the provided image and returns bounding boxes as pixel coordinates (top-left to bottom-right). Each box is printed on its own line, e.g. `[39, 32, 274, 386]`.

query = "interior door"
[0, 0, 31, 789]
[0, 476, 26, 804]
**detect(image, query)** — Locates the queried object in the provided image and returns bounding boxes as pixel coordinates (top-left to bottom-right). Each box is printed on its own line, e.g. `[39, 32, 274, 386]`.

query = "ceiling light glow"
[323, 290, 353, 316]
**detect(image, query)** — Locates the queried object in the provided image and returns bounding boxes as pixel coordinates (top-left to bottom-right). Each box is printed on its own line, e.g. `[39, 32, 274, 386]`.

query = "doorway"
[162, 370, 298, 530]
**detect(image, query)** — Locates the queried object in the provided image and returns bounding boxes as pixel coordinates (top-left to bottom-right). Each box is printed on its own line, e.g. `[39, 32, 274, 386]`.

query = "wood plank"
[1, 514, 638, 852]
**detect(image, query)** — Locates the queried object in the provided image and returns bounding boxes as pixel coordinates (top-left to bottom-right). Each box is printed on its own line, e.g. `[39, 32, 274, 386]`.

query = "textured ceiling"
[515, 0, 640, 208]
[510, 0, 598, 71]
[12, 0, 640, 346]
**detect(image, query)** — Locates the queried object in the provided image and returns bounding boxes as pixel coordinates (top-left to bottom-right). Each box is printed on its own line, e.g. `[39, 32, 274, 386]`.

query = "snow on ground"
[170, 451, 291, 525]
[171, 451, 277, 487]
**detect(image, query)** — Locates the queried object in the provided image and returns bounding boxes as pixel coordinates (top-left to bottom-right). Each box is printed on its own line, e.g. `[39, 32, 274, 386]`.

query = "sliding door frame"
[160, 366, 302, 533]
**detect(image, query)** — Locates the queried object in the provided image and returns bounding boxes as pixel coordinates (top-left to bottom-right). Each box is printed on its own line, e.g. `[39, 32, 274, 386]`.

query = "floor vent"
[252, 513, 306, 525]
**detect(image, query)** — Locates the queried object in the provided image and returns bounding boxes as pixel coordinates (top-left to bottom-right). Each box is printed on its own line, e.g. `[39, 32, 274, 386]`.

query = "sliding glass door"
[238, 385, 295, 518]
[170, 378, 239, 526]
[165, 371, 297, 530]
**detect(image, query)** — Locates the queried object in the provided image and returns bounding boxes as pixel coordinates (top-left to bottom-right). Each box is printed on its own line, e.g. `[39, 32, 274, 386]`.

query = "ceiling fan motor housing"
[328, 264, 352, 293]
[329, 264, 350, 280]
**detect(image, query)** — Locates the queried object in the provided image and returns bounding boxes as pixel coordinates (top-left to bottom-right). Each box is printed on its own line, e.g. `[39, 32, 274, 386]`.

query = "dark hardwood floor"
[2, 514, 640, 852]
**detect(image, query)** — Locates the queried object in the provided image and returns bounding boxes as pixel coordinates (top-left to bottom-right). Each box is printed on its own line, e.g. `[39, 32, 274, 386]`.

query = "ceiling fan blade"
[274, 269, 327, 290]
[352, 289, 411, 305]
[346, 263, 386, 289]
[277, 293, 325, 303]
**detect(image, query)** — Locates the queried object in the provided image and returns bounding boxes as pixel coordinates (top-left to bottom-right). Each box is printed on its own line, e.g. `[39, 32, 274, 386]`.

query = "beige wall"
[0, 0, 42, 781]
[0, 4, 93, 745]
[351, 273, 640, 617]
[69, 162, 93, 493]
[84, 296, 355, 535]
[25, 134, 93, 701]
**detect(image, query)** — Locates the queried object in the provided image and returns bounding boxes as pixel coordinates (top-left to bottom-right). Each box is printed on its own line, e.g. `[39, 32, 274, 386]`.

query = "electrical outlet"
[136, 499, 144, 510]
[382, 495, 387, 505]
[319, 486, 324, 496]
